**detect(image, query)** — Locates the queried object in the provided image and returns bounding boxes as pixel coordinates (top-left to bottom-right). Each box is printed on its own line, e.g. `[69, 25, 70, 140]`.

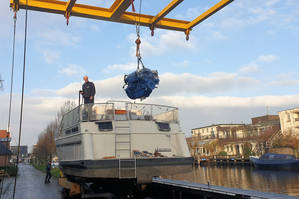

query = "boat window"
[72, 126, 79, 133]
[269, 155, 275, 159]
[286, 155, 295, 159]
[65, 129, 71, 135]
[156, 122, 171, 131]
[97, 121, 113, 131]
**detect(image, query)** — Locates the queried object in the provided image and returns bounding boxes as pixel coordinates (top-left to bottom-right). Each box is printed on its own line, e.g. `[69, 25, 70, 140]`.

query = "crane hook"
[185, 29, 191, 41]
[150, 25, 155, 37]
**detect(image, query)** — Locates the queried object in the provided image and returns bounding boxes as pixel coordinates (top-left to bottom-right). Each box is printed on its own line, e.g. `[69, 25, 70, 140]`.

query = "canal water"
[169, 165, 299, 197]
[3, 164, 299, 198]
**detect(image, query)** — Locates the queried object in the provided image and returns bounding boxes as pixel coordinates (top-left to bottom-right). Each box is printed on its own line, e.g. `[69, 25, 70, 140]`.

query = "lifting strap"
[12, 0, 29, 198]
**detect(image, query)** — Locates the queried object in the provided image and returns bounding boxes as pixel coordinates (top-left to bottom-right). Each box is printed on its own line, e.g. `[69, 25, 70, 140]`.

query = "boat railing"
[61, 102, 179, 130]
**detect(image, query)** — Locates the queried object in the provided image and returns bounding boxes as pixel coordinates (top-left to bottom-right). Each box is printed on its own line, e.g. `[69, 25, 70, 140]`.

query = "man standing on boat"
[80, 76, 96, 120]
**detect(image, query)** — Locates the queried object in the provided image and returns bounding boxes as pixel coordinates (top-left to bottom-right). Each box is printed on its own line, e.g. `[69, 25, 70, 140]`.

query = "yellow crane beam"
[110, 0, 132, 19]
[12, 0, 19, 11]
[187, 0, 233, 30]
[150, 0, 183, 26]
[65, 0, 76, 13]
[10, 0, 233, 35]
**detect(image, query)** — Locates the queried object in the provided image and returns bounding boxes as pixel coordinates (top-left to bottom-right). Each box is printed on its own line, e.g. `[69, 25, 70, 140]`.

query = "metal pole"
[79, 90, 81, 106]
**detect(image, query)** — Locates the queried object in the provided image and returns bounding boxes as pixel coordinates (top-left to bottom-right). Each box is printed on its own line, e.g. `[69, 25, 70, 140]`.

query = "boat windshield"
[260, 153, 296, 160]
[61, 101, 179, 130]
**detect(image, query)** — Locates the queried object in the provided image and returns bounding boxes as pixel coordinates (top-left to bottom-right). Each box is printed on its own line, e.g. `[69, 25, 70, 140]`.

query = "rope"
[12, 0, 28, 197]
[0, 12, 17, 199]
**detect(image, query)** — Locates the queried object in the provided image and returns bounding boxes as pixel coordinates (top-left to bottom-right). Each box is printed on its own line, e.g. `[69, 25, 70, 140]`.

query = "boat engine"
[123, 67, 159, 100]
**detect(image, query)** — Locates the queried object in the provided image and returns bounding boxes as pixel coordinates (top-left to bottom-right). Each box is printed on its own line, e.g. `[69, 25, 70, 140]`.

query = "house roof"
[0, 130, 10, 139]
[278, 107, 299, 113]
[0, 142, 12, 155]
[191, 124, 245, 130]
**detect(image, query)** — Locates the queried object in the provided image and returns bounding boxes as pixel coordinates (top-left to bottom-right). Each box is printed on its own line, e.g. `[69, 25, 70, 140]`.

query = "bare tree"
[56, 100, 77, 124]
[33, 100, 77, 164]
[0, 75, 3, 91]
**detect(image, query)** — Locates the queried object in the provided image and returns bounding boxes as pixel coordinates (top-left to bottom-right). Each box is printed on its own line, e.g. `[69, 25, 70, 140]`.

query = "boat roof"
[261, 153, 296, 159]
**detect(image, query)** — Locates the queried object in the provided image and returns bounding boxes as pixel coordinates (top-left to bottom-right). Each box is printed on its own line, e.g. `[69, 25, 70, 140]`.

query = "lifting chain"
[130, 0, 136, 12]
[133, 0, 144, 69]
[135, 35, 141, 59]
[65, 12, 70, 25]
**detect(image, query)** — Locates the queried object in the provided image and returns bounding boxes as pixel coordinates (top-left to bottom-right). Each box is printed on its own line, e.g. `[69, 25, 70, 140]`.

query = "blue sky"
[0, 0, 299, 147]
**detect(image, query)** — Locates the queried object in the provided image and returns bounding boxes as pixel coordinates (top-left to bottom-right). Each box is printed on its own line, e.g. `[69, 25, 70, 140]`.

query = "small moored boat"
[250, 153, 299, 170]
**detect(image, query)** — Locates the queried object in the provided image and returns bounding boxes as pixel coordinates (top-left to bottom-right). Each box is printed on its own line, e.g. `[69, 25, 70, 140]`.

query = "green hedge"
[218, 151, 228, 156]
[32, 163, 60, 178]
[0, 165, 18, 176]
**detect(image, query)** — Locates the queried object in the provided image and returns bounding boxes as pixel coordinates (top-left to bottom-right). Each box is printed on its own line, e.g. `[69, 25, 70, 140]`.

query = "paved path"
[1, 163, 61, 199]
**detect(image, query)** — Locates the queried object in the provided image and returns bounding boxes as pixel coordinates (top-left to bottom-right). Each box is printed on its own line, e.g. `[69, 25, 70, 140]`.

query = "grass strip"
[32, 163, 60, 178]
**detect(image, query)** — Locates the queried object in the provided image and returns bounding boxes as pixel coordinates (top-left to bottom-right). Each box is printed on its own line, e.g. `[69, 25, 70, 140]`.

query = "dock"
[195, 156, 252, 166]
[152, 178, 299, 199]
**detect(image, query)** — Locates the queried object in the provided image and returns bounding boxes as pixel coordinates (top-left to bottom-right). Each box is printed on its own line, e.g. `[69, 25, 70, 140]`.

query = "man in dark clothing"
[45, 161, 52, 183]
[81, 75, 96, 104]
[80, 76, 96, 120]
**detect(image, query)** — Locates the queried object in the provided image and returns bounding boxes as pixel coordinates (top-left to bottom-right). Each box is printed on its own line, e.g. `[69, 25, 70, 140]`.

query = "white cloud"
[219, 0, 298, 29]
[0, 1, 12, 38]
[59, 64, 86, 77]
[210, 31, 228, 40]
[56, 72, 259, 98]
[239, 63, 259, 74]
[270, 79, 299, 87]
[56, 82, 82, 97]
[43, 50, 60, 64]
[265, 0, 280, 7]
[239, 54, 277, 74]
[39, 30, 80, 46]
[155, 72, 258, 96]
[56, 75, 125, 98]
[90, 24, 100, 32]
[129, 31, 196, 57]
[31, 89, 57, 96]
[102, 62, 136, 73]
[0, 94, 73, 147]
[258, 54, 278, 63]
[147, 95, 299, 108]
[172, 60, 190, 68]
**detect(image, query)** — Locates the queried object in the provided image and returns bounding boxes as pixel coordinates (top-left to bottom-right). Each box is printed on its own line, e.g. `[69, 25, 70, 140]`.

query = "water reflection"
[168, 166, 299, 197]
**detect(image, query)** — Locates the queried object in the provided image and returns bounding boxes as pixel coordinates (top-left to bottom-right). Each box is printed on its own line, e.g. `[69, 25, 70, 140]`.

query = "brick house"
[0, 130, 12, 166]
